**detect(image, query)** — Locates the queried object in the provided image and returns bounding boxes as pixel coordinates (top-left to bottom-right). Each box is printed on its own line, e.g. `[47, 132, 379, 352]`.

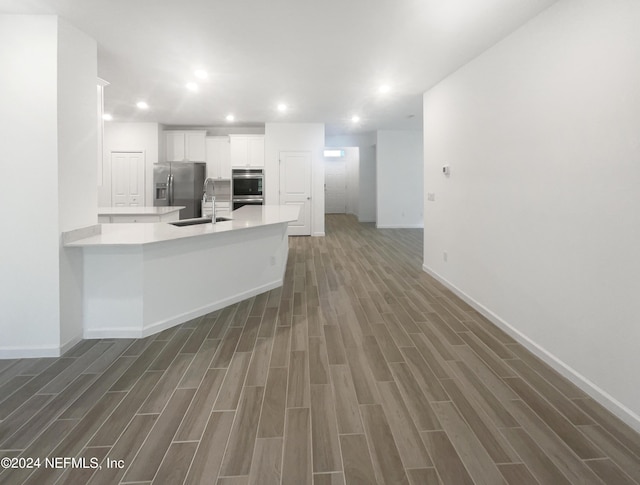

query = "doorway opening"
[324, 150, 348, 214]
[323, 146, 376, 229]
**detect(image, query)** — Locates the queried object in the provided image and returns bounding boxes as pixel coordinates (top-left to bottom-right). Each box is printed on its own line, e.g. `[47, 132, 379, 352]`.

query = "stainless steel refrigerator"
[153, 162, 206, 219]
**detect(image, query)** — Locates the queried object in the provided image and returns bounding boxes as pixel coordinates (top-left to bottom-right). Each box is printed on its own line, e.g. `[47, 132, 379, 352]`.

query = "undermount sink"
[169, 217, 232, 227]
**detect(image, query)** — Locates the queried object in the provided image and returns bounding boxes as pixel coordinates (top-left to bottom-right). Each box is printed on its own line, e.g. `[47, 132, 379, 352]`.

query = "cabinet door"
[206, 136, 231, 179]
[247, 136, 265, 167]
[205, 137, 220, 178]
[165, 132, 185, 162]
[219, 140, 231, 178]
[230, 136, 248, 167]
[185, 131, 206, 161]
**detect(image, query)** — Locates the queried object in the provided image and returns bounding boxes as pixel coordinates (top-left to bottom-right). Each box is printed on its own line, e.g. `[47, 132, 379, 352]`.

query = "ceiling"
[1, 0, 557, 135]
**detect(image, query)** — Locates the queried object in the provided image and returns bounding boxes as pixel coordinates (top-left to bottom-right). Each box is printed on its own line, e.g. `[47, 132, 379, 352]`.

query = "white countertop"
[97, 206, 185, 216]
[67, 205, 300, 247]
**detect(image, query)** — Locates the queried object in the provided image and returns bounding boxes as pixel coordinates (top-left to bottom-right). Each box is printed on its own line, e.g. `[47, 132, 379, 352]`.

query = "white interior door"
[111, 152, 145, 207]
[324, 159, 346, 213]
[279, 151, 311, 236]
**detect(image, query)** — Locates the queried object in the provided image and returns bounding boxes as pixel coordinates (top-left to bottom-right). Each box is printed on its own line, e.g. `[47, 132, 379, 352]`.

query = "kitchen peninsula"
[97, 206, 185, 223]
[66, 205, 300, 339]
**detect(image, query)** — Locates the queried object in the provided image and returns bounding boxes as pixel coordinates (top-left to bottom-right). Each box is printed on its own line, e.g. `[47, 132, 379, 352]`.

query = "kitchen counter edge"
[65, 205, 300, 247]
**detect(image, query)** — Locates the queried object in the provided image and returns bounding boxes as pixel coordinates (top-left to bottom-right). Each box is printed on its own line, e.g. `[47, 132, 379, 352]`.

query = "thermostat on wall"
[442, 164, 451, 176]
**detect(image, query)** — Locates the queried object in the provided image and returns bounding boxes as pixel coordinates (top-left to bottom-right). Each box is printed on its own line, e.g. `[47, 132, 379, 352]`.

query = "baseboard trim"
[0, 345, 62, 359]
[422, 263, 640, 433]
[313, 232, 326, 237]
[0, 334, 83, 359]
[83, 328, 145, 339]
[83, 279, 283, 340]
[376, 224, 424, 229]
[59, 335, 82, 356]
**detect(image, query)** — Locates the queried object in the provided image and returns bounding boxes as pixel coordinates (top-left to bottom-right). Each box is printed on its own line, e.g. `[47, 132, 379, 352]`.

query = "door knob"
[306, 197, 311, 200]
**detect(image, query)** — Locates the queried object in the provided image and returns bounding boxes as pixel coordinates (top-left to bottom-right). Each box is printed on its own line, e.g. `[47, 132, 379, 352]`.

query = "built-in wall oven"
[232, 168, 264, 210]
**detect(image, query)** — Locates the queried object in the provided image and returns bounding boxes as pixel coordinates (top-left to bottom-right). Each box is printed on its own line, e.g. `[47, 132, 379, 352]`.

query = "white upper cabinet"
[247, 136, 265, 167]
[165, 130, 206, 162]
[185, 131, 206, 161]
[230, 135, 265, 167]
[165, 131, 185, 162]
[205, 136, 231, 179]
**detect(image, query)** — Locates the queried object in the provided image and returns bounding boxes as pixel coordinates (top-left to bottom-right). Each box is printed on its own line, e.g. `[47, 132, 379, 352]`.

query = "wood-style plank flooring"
[1, 214, 639, 484]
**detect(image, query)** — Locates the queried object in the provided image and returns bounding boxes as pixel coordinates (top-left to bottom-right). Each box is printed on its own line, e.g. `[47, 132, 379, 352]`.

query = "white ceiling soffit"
[0, 0, 558, 135]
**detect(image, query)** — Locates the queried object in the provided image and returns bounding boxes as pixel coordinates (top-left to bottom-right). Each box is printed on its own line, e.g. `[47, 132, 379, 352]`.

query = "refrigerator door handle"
[168, 174, 174, 206]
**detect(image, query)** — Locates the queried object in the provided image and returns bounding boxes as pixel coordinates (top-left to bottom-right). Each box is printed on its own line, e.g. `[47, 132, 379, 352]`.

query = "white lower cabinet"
[112, 215, 161, 223]
[98, 212, 180, 223]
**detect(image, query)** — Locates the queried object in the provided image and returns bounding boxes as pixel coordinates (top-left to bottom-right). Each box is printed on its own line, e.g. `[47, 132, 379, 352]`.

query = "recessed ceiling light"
[136, 101, 149, 110]
[277, 103, 287, 112]
[102, 113, 113, 121]
[378, 84, 391, 94]
[194, 69, 208, 79]
[186, 82, 199, 92]
[351, 115, 360, 123]
[226, 114, 235, 122]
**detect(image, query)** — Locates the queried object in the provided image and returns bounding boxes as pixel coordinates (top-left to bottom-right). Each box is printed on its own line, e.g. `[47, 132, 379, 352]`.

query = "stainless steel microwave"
[232, 169, 263, 197]
[232, 169, 264, 209]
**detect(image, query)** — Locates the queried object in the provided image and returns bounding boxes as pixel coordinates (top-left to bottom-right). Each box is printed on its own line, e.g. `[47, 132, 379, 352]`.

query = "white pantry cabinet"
[111, 152, 145, 207]
[165, 130, 206, 162]
[205, 136, 231, 179]
[230, 135, 264, 167]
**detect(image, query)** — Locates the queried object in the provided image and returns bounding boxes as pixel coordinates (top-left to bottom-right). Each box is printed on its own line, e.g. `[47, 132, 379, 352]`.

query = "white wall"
[57, 19, 98, 348]
[345, 147, 359, 216]
[0, 15, 97, 356]
[102, 122, 161, 207]
[423, 0, 640, 429]
[0, 15, 61, 355]
[265, 123, 325, 236]
[326, 133, 376, 223]
[376, 130, 424, 228]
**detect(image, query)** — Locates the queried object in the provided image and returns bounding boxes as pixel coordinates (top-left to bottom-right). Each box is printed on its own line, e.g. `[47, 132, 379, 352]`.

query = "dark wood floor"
[1, 214, 639, 485]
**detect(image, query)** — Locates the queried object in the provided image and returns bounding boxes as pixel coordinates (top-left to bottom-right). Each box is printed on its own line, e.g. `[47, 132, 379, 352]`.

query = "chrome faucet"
[202, 178, 216, 222]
